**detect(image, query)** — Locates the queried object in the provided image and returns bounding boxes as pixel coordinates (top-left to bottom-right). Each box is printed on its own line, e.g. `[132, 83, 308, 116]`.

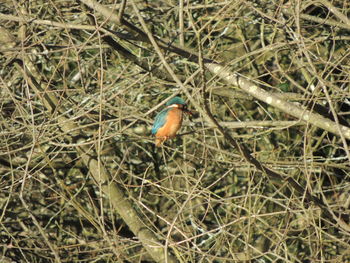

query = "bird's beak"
[184, 108, 193, 116]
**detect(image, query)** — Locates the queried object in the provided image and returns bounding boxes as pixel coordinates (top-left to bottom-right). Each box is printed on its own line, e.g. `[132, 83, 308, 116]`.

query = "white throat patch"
[166, 104, 180, 109]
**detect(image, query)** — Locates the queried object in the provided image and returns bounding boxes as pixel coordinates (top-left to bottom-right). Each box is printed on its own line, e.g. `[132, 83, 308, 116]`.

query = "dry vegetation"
[1, 0, 350, 262]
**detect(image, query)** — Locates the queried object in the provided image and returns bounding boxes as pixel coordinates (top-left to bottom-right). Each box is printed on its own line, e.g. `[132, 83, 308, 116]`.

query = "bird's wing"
[151, 108, 170, 135]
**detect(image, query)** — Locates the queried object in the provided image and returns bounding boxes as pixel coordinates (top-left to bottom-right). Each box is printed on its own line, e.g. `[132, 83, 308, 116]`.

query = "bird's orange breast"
[155, 108, 183, 139]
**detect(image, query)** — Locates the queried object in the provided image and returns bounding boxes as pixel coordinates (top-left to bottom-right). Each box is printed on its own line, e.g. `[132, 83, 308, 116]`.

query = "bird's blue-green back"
[151, 108, 171, 135]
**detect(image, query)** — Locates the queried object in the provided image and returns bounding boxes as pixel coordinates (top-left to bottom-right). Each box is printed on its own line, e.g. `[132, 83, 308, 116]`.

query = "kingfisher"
[151, 96, 192, 147]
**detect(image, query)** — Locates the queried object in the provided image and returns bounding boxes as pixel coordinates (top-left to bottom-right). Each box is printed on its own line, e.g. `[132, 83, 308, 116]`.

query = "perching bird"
[151, 96, 192, 147]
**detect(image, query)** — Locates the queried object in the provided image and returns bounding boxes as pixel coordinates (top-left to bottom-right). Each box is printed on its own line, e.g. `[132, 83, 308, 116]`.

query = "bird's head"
[166, 96, 193, 115]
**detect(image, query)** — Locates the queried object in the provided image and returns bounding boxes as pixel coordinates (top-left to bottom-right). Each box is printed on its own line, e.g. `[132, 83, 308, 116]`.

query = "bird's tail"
[155, 138, 162, 147]
[155, 137, 165, 147]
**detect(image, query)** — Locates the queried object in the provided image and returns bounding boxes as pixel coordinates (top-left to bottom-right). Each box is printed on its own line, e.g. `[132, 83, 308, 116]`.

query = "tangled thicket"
[1, 0, 350, 262]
